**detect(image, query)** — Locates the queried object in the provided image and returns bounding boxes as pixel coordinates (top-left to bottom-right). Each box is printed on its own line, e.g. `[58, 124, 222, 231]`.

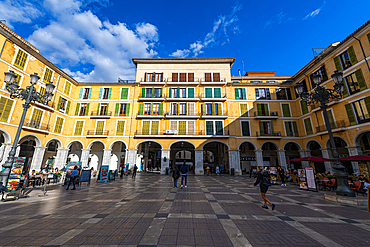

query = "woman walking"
[254, 166, 275, 210]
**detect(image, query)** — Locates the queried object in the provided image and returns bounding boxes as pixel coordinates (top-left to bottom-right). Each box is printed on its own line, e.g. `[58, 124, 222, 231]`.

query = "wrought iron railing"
[315, 120, 346, 133]
[86, 130, 109, 135]
[256, 131, 281, 137]
[23, 119, 49, 131]
[90, 111, 112, 116]
[254, 111, 279, 117]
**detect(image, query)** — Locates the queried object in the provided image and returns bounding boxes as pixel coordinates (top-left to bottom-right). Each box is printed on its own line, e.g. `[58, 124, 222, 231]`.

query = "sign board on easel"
[305, 168, 317, 191]
[79, 169, 91, 185]
[6, 157, 26, 191]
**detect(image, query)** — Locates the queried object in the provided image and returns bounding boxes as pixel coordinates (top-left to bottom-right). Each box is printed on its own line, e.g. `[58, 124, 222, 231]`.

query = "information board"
[7, 157, 26, 191]
[79, 169, 91, 185]
[298, 169, 308, 190]
[100, 165, 109, 182]
[64, 161, 81, 185]
[109, 170, 115, 181]
[305, 168, 317, 190]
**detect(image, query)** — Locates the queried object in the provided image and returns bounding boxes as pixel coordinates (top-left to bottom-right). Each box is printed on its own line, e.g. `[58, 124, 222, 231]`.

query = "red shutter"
[213, 73, 220, 82]
[180, 73, 186, 82]
[188, 73, 194, 82]
[172, 73, 178, 82]
[205, 73, 211, 82]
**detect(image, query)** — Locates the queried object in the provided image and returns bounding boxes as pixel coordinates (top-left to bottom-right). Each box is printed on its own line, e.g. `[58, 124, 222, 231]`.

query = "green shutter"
[282, 103, 291, 117]
[85, 103, 90, 116]
[121, 88, 128, 99]
[152, 87, 155, 98]
[334, 56, 342, 72]
[206, 121, 214, 135]
[293, 121, 299, 137]
[240, 104, 248, 117]
[345, 103, 357, 126]
[75, 103, 80, 116]
[205, 88, 212, 98]
[160, 88, 162, 97]
[284, 122, 291, 136]
[304, 118, 313, 135]
[241, 121, 250, 136]
[364, 97, 370, 117]
[188, 88, 194, 98]
[98, 88, 103, 99]
[327, 110, 336, 129]
[202, 103, 206, 115]
[97, 103, 100, 114]
[259, 122, 264, 136]
[264, 103, 269, 116]
[257, 103, 262, 116]
[150, 103, 153, 115]
[347, 46, 358, 65]
[300, 100, 309, 114]
[235, 88, 239, 99]
[179, 121, 186, 135]
[57, 96, 62, 110]
[88, 88, 92, 99]
[355, 68, 367, 91]
[116, 121, 125, 135]
[270, 121, 274, 134]
[108, 88, 112, 99]
[125, 103, 130, 116]
[115, 103, 119, 116]
[241, 88, 246, 100]
[142, 88, 145, 97]
[215, 121, 223, 135]
[139, 103, 144, 115]
[66, 101, 71, 114]
[177, 87, 180, 98]
[367, 33, 370, 44]
[169, 87, 172, 98]
[212, 103, 216, 115]
[159, 103, 163, 115]
[342, 81, 349, 98]
[214, 88, 221, 98]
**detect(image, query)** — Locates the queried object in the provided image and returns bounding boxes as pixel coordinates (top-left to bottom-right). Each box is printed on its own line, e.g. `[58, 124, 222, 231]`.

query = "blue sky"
[1, 0, 370, 82]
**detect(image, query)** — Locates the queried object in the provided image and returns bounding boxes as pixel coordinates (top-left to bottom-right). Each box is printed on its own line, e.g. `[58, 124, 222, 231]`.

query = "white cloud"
[303, 1, 326, 20]
[264, 10, 288, 29]
[170, 1, 242, 58]
[0, 0, 42, 28]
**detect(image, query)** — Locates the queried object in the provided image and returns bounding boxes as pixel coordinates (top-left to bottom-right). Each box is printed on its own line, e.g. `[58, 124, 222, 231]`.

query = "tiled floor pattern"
[0, 174, 369, 246]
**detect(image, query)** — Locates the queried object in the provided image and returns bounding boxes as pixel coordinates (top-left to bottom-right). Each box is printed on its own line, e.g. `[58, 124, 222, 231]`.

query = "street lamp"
[0, 71, 55, 189]
[295, 70, 355, 197]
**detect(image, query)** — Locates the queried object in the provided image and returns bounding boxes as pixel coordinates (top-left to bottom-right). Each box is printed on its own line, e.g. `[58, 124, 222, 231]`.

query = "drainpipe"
[0, 34, 14, 58]
[352, 35, 370, 75]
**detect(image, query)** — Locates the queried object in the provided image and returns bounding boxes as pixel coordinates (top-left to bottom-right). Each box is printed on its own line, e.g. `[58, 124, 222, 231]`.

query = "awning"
[340, 155, 370, 161]
[289, 156, 333, 162]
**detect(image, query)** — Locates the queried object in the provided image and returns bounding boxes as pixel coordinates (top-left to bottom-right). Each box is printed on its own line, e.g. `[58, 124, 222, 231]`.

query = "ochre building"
[1, 21, 370, 176]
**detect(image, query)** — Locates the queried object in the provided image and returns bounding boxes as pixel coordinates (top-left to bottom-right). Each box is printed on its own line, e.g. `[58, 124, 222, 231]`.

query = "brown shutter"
[205, 73, 212, 82]
[144, 72, 147, 82]
[188, 73, 194, 82]
[180, 73, 186, 82]
[213, 73, 220, 82]
[172, 73, 178, 82]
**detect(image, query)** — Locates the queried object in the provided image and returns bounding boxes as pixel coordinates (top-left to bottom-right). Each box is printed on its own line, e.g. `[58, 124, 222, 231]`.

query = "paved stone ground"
[1, 174, 370, 247]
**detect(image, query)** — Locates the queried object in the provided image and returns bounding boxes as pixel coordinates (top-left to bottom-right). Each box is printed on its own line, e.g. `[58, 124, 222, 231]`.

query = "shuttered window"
[0, 97, 14, 122]
[116, 121, 125, 135]
[213, 73, 220, 82]
[14, 49, 28, 70]
[345, 103, 357, 126]
[352, 98, 370, 124]
[43, 68, 53, 83]
[240, 104, 248, 117]
[300, 100, 309, 115]
[151, 121, 159, 135]
[214, 88, 221, 98]
[282, 103, 291, 117]
[188, 102, 195, 115]
[179, 121, 186, 135]
[325, 110, 336, 129]
[205, 73, 212, 82]
[170, 121, 177, 131]
[206, 121, 214, 135]
[121, 88, 129, 99]
[303, 118, 313, 135]
[172, 73, 178, 82]
[30, 108, 43, 129]
[54, 117, 64, 134]
[215, 121, 223, 135]
[74, 121, 84, 135]
[180, 73, 187, 82]
[285, 121, 299, 137]
[241, 121, 250, 136]
[188, 88, 195, 98]
[95, 121, 105, 135]
[188, 73, 194, 82]
[188, 121, 195, 135]
[64, 81, 71, 95]
[257, 103, 269, 116]
[205, 88, 212, 98]
[142, 121, 150, 135]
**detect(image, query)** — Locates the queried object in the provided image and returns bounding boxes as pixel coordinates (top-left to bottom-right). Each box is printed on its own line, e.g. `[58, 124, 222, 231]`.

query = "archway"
[110, 141, 127, 172]
[170, 141, 195, 173]
[327, 137, 352, 174]
[306, 140, 325, 173]
[67, 141, 83, 164]
[137, 141, 162, 172]
[355, 131, 370, 155]
[203, 141, 229, 174]
[284, 142, 301, 170]
[261, 142, 279, 167]
[42, 139, 62, 170]
[239, 142, 256, 174]
[89, 141, 105, 171]
[18, 136, 39, 173]
[0, 132, 6, 165]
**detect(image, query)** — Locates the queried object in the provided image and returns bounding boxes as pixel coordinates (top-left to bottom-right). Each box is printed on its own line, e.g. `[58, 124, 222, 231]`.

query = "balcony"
[315, 120, 347, 135]
[166, 78, 200, 85]
[90, 111, 112, 119]
[254, 111, 279, 119]
[138, 94, 165, 101]
[310, 100, 339, 112]
[134, 130, 230, 138]
[166, 93, 200, 101]
[256, 131, 282, 139]
[30, 101, 55, 112]
[139, 78, 165, 85]
[201, 111, 228, 119]
[200, 94, 227, 101]
[165, 112, 200, 118]
[136, 112, 165, 118]
[22, 119, 49, 134]
[86, 130, 109, 138]
[200, 78, 227, 85]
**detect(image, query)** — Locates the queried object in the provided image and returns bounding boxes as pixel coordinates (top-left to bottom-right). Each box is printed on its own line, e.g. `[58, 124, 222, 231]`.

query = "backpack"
[262, 171, 271, 186]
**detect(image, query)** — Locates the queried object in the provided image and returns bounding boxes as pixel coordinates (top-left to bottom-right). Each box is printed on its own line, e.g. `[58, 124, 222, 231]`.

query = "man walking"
[254, 167, 275, 210]
[132, 164, 138, 178]
[278, 166, 286, 186]
[180, 162, 188, 189]
[172, 166, 180, 188]
[66, 166, 78, 190]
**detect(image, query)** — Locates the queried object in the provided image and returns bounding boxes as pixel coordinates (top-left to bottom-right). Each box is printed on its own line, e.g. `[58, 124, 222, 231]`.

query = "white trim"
[239, 102, 249, 117]
[334, 46, 350, 58]
[204, 120, 224, 135]
[120, 87, 130, 99]
[73, 119, 85, 136]
[280, 102, 291, 117]
[115, 120, 126, 135]
[53, 116, 65, 134]
[240, 120, 251, 137]
[11, 46, 30, 71]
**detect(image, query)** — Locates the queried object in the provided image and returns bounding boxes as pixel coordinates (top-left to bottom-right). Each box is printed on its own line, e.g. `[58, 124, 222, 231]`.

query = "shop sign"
[240, 157, 256, 161]
[100, 165, 109, 182]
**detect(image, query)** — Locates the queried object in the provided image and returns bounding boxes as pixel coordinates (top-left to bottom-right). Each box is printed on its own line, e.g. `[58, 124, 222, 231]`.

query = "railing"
[315, 120, 346, 133]
[201, 110, 228, 117]
[86, 130, 109, 136]
[135, 130, 230, 136]
[256, 131, 281, 137]
[166, 93, 199, 99]
[200, 78, 227, 83]
[165, 112, 200, 117]
[200, 94, 227, 99]
[136, 112, 164, 117]
[254, 111, 279, 117]
[139, 94, 165, 99]
[90, 111, 112, 116]
[23, 119, 49, 131]
[166, 78, 200, 83]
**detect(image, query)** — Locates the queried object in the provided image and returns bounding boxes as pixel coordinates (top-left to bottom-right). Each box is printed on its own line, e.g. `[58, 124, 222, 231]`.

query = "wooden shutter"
[79, 88, 83, 99]
[284, 122, 291, 136]
[293, 121, 299, 137]
[213, 73, 220, 82]
[264, 103, 269, 116]
[257, 104, 262, 116]
[188, 102, 195, 115]
[206, 121, 214, 135]
[115, 103, 119, 116]
[57, 96, 62, 110]
[141, 87, 145, 97]
[121, 88, 128, 99]
[282, 104, 291, 117]
[347, 46, 358, 65]
[96, 121, 104, 135]
[345, 103, 356, 126]
[188, 88, 194, 98]
[159, 103, 163, 115]
[125, 103, 130, 116]
[205, 73, 212, 82]
[188, 121, 195, 135]
[342, 81, 349, 98]
[142, 121, 150, 135]
[202, 103, 206, 115]
[300, 100, 309, 114]
[14, 50, 28, 70]
[66, 101, 71, 115]
[97, 103, 101, 114]
[304, 118, 313, 135]
[212, 103, 216, 115]
[179, 121, 186, 135]
[74, 121, 83, 135]
[139, 103, 144, 115]
[64, 82, 71, 95]
[259, 122, 265, 136]
[205, 88, 212, 98]
[116, 121, 125, 135]
[88, 88, 92, 99]
[240, 104, 248, 117]
[170, 121, 177, 131]
[54, 117, 64, 134]
[215, 121, 223, 135]
[214, 88, 221, 98]
[326, 110, 336, 129]
[98, 88, 103, 99]
[270, 121, 274, 134]
[334, 57, 342, 72]
[151, 121, 159, 135]
[108, 88, 112, 99]
[180, 73, 186, 82]
[152, 87, 155, 98]
[241, 88, 246, 99]
[266, 88, 271, 100]
[0, 97, 13, 122]
[172, 73, 178, 82]
[75, 103, 80, 116]
[355, 69, 367, 91]
[85, 103, 90, 116]
[188, 73, 194, 82]
[235, 88, 239, 99]
[241, 121, 250, 136]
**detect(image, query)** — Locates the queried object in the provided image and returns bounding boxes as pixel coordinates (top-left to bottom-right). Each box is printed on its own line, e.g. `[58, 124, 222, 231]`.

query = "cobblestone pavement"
[1, 174, 370, 247]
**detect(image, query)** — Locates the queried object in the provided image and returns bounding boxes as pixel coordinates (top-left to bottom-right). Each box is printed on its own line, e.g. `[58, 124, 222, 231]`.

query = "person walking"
[66, 166, 78, 190]
[180, 162, 188, 189]
[206, 165, 210, 176]
[172, 166, 180, 188]
[132, 164, 138, 178]
[216, 165, 220, 176]
[254, 166, 275, 210]
[278, 166, 286, 186]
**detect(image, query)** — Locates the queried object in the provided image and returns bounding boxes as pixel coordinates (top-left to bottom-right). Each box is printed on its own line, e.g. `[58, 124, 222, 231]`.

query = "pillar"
[54, 148, 69, 169]
[0, 143, 12, 169]
[195, 149, 204, 175]
[255, 150, 263, 167]
[15, 146, 20, 157]
[321, 148, 334, 174]
[277, 150, 287, 170]
[229, 150, 241, 175]
[30, 146, 46, 171]
[80, 149, 90, 168]
[299, 150, 311, 168]
[160, 149, 170, 175]
[101, 149, 112, 171]
[347, 146, 362, 173]
[126, 149, 137, 171]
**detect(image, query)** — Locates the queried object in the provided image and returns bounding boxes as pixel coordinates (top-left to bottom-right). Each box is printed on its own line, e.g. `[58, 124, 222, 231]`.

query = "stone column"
[195, 149, 204, 175]
[161, 149, 170, 175]
[101, 149, 112, 171]
[15, 146, 20, 157]
[54, 148, 69, 169]
[321, 148, 334, 174]
[30, 146, 46, 171]
[347, 146, 363, 173]
[126, 149, 137, 171]
[277, 150, 287, 170]
[0, 143, 12, 169]
[80, 149, 90, 168]
[229, 150, 241, 175]
[255, 150, 263, 167]
[299, 150, 311, 168]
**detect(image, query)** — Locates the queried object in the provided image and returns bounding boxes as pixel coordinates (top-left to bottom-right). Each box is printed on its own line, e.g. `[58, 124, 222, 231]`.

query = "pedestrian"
[254, 166, 275, 210]
[132, 164, 138, 178]
[172, 166, 180, 188]
[220, 165, 223, 175]
[66, 166, 78, 190]
[278, 166, 286, 186]
[120, 164, 124, 179]
[180, 162, 188, 189]
[216, 165, 220, 176]
[206, 165, 210, 176]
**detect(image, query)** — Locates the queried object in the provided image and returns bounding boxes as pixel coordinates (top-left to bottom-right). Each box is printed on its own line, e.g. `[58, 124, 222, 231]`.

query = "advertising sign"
[305, 168, 317, 190]
[100, 165, 109, 181]
[79, 169, 91, 185]
[6, 157, 26, 191]
[298, 169, 308, 190]
[64, 161, 81, 185]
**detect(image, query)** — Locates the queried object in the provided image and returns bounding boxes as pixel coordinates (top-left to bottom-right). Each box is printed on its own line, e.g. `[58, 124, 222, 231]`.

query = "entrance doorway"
[203, 141, 229, 174]
[170, 141, 195, 172]
[137, 141, 162, 172]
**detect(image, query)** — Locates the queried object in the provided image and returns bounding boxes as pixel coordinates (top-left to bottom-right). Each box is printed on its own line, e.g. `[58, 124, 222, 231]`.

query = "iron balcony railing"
[165, 112, 200, 117]
[139, 94, 165, 99]
[23, 119, 49, 131]
[135, 130, 230, 136]
[315, 120, 346, 133]
[256, 131, 282, 137]
[200, 94, 227, 99]
[200, 110, 228, 116]
[90, 111, 112, 116]
[166, 92, 199, 99]
[254, 111, 279, 117]
[86, 130, 109, 136]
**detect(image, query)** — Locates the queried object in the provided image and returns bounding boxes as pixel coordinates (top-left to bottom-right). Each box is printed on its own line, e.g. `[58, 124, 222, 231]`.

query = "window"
[79, 103, 88, 116]
[30, 108, 43, 129]
[345, 72, 360, 95]
[285, 121, 298, 137]
[235, 88, 246, 99]
[172, 73, 194, 82]
[64, 81, 71, 95]
[99, 103, 108, 115]
[353, 99, 370, 124]
[338, 51, 352, 70]
[102, 88, 110, 99]
[142, 120, 159, 135]
[241, 121, 250, 136]
[0, 97, 14, 122]
[145, 88, 152, 97]
[204, 73, 220, 82]
[13, 72, 21, 85]
[39, 86, 46, 96]
[276, 88, 292, 100]
[59, 98, 68, 112]
[74, 121, 84, 135]
[309, 65, 328, 88]
[259, 121, 273, 136]
[171, 88, 178, 98]
[146, 73, 163, 82]
[255, 88, 271, 100]
[295, 79, 308, 98]
[116, 121, 125, 135]
[204, 88, 222, 98]
[95, 121, 105, 135]
[300, 100, 309, 115]
[82, 88, 91, 99]
[119, 103, 127, 116]
[54, 117, 64, 134]
[303, 118, 313, 135]
[120, 88, 129, 99]
[139, 103, 162, 115]
[257, 103, 269, 116]
[281, 103, 291, 117]
[240, 104, 248, 117]
[152, 103, 160, 115]
[179, 88, 186, 98]
[179, 73, 186, 82]
[206, 103, 212, 115]
[322, 109, 336, 129]
[206, 121, 223, 135]
[14, 49, 28, 70]
[179, 103, 186, 115]
[171, 103, 178, 115]
[43, 68, 53, 83]
[144, 103, 152, 115]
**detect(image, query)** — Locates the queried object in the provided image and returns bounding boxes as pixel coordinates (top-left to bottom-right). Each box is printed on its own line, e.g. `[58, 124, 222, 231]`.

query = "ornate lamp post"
[295, 70, 355, 197]
[0, 71, 55, 189]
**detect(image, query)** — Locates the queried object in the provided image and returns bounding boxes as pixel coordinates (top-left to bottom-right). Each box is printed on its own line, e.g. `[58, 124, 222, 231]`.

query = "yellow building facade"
[1, 21, 370, 176]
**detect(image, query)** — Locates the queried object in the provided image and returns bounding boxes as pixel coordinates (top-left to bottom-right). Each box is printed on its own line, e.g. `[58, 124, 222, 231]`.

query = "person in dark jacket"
[254, 166, 275, 210]
[66, 166, 78, 190]
[132, 165, 138, 178]
[180, 162, 188, 189]
[172, 166, 180, 188]
[278, 166, 286, 186]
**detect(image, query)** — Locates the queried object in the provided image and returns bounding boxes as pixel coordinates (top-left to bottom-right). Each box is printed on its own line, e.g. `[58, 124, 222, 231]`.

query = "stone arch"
[238, 141, 257, 150]
[45, 138, 63, 149]
[325, 136, 349, 148]
[201, 140, 230, 150]
[135, 140, 163, 150]
[66, 140, 85, 149]
[169, 140, 196, 149]
[305, 139, 322, 150]
[353, 130, 370, 147]
[19, 134, 41, 146]
[88, 140, 106, 150]
[283, 141, 302, 151]
[109, 140, 128, 150]
[0, 128, 12, 144]
[260, 141, 280, 150]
